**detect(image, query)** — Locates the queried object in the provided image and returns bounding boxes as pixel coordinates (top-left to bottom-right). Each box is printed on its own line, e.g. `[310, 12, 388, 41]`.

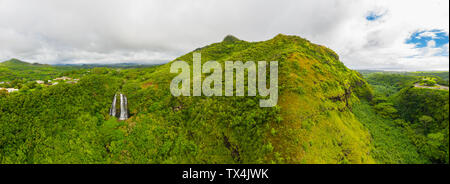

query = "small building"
[36, 80, 45, 84]
[0, 88, 19, 93]
[54, 76, 72, 81]
[7, 88, 19, 93]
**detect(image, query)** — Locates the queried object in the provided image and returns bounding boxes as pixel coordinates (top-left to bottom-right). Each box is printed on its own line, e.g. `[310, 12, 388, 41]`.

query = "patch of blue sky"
[406, 29, 449, 48]
[366, 12, 383, 21]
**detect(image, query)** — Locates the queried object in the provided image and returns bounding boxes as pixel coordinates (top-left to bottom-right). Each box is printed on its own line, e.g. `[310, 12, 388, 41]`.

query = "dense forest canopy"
[360, 71, 449, 163]
[0, 35, 448, 164]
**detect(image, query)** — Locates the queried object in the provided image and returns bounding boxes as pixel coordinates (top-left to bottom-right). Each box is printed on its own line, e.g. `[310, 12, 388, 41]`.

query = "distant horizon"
[2, 57, 449, 72]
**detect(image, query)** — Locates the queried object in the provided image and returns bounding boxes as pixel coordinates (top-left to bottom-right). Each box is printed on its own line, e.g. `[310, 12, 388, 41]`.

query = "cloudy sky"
[0, 0, 448, 70]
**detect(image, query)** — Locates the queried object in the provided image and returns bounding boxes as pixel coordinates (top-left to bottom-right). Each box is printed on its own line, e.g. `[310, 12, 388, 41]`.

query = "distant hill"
[0, 58, 157, 81]
[55, 63, 160, 69]
[0, 58, 53, 68]
[0, 58, 30, 65]
[0, 58, 75, 81]
[359, 70, 449, 88]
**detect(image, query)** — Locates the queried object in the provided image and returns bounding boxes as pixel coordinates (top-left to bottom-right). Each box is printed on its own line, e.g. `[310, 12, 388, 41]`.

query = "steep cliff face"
[125, 34, 375, 163]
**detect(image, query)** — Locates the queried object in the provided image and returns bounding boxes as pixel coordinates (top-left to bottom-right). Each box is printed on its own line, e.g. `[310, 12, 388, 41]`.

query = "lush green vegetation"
[359, 71, 449, 164]
[1, 35, 448, 164]
[408, 72, 449, 86]
[393, 87, 449, 163]
[0, 59, 79, 82]
[360, 71, 449, 95]
[363, 73, 418, 96]
[0, 59, 154, 89]
[0, 74, 122, 163]
[353, 101, 428, 164]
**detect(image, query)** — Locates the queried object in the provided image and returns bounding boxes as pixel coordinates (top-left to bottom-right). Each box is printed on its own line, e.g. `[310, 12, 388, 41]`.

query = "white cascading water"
[119, 93, 128, 120]
[109, 94, 117, 117]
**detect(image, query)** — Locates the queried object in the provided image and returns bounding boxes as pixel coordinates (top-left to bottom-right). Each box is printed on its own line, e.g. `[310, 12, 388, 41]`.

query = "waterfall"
[109, 93, 129, 120]
[109, 94, 117, 117]
[119, 93, 128, 120]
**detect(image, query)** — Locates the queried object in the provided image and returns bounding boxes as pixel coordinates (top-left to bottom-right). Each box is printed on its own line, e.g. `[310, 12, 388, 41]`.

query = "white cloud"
[418, 31, 438, 39]
[0, 0, 448, 70]
[427, 40, 436, 48]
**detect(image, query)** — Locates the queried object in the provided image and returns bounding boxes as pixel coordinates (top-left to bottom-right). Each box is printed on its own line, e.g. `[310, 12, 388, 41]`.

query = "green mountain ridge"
[118, 34, 376, 163]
